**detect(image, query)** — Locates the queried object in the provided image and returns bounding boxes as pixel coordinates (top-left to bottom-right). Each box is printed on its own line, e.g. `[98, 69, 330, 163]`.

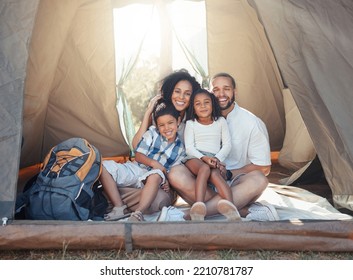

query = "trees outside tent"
[113, 1, 208, 148]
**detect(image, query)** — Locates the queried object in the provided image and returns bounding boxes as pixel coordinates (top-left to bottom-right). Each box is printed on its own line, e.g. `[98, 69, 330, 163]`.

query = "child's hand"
[202, 156, 218, 168]
[216, 160, 225, 169]
[161, 180, 170, 192]
[150, 160, 167, 175]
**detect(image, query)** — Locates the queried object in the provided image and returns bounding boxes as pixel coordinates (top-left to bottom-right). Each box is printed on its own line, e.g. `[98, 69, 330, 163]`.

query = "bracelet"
[226, 170, 233, 181]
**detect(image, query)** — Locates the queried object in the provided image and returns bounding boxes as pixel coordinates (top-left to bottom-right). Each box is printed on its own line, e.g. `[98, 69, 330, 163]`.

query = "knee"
[168, 168, 182, 190]
[168, 166, 193, 191]
[249, 170, 268, 191]
[199, 163, 211, 176]
[210, 168, 221, 179]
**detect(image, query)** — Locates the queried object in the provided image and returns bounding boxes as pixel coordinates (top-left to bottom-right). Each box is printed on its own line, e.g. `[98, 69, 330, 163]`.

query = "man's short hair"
[211, 72, 236, 88]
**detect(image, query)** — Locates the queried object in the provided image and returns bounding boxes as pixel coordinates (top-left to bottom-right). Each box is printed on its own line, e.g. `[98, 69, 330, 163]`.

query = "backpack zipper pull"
[2, 217, 8, 226]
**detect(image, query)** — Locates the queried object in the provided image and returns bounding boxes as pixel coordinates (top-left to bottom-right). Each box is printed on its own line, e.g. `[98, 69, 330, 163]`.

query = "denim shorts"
[208, 173, 246, 192]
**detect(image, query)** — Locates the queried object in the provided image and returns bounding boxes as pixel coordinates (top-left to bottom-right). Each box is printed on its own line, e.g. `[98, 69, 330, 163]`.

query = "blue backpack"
[24, 137, 105, 220]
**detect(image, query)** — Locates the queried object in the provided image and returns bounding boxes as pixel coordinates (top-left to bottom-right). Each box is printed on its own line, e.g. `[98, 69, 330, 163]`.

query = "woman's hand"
[161, 179, 170, 193]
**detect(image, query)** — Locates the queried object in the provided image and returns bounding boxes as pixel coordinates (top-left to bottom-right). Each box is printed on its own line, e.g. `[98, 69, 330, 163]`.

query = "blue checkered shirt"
[135, 126, 185, 172]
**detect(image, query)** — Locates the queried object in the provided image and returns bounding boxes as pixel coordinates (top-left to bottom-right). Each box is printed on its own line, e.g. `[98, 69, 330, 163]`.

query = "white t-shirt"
[225, 103, 271, 169]
[184, 117, 231, 162]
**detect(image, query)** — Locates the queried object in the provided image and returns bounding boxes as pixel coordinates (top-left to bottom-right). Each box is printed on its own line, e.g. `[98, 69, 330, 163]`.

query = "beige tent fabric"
[206, 0, 285, 151]
[250, 0, 353, 210]
[22, 0, 130, 168]
[0, 0, 39, 219]
[278, 88, 316, 171]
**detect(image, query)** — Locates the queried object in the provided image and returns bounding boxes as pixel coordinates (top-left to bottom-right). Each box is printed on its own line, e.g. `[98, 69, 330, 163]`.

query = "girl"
[184, 88, 239, 221]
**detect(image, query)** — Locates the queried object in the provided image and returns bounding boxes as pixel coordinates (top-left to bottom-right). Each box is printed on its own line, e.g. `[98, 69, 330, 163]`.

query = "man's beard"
[220, 95, 235, 111]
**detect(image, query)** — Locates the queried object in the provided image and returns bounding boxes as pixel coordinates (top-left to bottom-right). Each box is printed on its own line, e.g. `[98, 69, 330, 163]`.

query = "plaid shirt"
[135, 126, 185, 172]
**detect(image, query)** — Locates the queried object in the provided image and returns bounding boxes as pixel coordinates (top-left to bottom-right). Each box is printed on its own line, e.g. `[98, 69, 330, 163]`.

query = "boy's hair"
[186, 88, 223, 121]
[153, 100, 180, 125]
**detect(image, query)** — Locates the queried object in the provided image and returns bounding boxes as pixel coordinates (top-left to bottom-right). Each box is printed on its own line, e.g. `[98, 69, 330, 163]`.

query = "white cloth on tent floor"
[259, 184, 352, 221]
[108, 184, 353, 222]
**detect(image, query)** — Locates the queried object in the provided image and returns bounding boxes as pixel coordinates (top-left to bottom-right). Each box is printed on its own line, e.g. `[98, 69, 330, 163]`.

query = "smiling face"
[156, 114, 179, 143]
[171, 80, 193, 115]
[211, 76, 236, 116]
[193, 92, 213, 122]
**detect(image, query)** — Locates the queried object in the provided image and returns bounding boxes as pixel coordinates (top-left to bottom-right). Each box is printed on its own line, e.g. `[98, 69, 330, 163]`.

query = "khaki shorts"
[113, 187, 177, 215]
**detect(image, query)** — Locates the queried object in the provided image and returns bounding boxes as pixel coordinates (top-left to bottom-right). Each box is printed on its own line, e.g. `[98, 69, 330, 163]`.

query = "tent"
[1, 0, 353, 251]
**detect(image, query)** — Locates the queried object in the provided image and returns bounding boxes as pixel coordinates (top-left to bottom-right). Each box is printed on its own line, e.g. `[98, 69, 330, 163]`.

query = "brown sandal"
[128, 210, 145, 222]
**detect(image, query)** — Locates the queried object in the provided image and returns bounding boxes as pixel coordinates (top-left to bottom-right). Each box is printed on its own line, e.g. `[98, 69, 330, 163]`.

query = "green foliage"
[121, 57, 160, 132]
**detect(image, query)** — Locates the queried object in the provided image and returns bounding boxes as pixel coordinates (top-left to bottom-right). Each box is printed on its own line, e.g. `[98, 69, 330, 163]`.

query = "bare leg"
[170, 167, 267, 218]
[168, 164, 216, 204]
[100, 166, 124, 207]
[185, 159, 210, 202]
[204, 170, 268, 217]
[209, 168, 233, 202]
[135, 173, 162, 213]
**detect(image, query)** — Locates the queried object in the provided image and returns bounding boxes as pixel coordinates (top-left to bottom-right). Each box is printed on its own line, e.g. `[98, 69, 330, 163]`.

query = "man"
[168, 72, 279, 221]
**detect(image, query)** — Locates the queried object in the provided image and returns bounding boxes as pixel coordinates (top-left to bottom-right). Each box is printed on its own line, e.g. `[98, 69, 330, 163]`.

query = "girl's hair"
[186, 88, 223, 121]
[160, 69, 201, 105]
[153, 99, 180, 125]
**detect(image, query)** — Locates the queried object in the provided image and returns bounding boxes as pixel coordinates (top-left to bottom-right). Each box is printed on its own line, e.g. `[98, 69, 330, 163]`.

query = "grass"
[1, 249, 353, 260]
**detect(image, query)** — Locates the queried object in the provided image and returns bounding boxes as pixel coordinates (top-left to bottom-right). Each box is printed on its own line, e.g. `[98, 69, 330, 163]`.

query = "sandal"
[128, 210, 145, 222]
[104, 205, 130, 221]
[217, 199, 241, 221]
[190, 202, 206, 221]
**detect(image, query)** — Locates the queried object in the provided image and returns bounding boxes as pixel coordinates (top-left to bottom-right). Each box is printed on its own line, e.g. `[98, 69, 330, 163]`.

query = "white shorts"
[102, 160, 166, 189]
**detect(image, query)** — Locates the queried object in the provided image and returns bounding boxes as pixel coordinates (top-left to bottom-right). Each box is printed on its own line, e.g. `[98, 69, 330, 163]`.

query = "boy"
[100, 102, 185, 222]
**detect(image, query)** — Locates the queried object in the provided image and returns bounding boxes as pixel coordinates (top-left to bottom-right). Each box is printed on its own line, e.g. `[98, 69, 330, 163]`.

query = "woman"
[132, 69, 201, 148]
[114, 69, 200, 217]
